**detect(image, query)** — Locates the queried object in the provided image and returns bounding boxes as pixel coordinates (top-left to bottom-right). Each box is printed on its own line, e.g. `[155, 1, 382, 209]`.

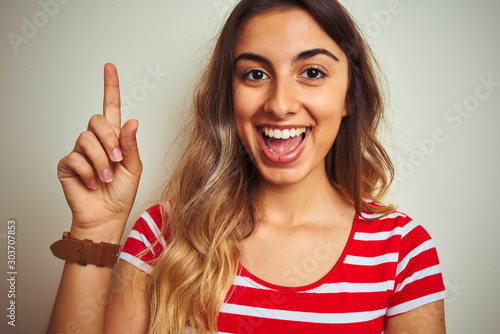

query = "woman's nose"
[263, 78, 300, 119]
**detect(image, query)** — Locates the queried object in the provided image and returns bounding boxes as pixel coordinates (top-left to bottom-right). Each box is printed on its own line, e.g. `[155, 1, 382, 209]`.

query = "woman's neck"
[255, 166, 353, 228]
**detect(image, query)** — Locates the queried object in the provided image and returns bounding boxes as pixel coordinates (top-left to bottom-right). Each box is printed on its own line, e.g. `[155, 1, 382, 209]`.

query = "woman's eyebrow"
[234, 53, 271, 65]
[293, 48, 340, 63]
[234, 48, 339, 66]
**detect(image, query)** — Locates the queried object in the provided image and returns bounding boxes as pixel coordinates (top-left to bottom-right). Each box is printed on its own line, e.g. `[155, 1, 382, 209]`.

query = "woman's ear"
[342, 103, 351, 118]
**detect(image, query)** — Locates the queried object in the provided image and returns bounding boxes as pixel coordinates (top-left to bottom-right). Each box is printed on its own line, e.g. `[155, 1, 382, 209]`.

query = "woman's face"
[232, 9, 349, 187]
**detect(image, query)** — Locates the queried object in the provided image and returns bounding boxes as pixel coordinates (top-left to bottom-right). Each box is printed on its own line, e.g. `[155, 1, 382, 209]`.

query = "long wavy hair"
[147, 0, 394, 333]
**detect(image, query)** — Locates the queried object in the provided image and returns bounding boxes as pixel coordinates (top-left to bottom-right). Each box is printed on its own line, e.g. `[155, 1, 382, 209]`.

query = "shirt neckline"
[237, 212, 359, 294]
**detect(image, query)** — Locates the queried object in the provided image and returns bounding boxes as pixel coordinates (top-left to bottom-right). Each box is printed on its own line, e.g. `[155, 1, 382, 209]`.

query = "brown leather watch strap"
[50, 232, 121, 267]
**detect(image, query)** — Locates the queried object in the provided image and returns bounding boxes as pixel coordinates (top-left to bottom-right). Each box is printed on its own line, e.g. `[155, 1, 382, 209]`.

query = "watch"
[50, 232, 121, 267]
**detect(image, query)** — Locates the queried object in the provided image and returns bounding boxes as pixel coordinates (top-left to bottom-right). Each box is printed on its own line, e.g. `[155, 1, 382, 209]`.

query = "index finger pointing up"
[103, 63, 121, 136]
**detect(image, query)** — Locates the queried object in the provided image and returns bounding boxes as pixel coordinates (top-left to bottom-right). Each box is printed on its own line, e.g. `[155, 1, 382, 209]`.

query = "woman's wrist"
[69, 224, 124, 244]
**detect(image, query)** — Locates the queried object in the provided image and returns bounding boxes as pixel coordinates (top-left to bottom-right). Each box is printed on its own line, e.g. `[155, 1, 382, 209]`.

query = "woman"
[48, 0, 447, 333]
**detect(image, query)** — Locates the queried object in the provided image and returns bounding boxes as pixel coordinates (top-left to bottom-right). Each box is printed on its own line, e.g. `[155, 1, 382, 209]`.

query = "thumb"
[119, 119, 142, 175]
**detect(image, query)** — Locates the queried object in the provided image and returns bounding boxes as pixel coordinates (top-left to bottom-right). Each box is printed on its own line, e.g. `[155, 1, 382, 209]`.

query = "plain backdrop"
[1, 0, 499, 333]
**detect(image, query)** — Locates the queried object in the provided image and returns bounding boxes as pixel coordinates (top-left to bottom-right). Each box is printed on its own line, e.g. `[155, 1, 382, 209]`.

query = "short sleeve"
[386, 219, 447, 317]
[119, 204, 168, 275]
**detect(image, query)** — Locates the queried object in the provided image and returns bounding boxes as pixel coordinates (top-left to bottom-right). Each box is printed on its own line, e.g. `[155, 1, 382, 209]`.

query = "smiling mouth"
[260, 126, 309, 155]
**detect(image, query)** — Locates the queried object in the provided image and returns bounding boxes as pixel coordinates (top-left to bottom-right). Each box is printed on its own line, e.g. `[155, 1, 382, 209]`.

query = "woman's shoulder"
[143, 203, 166, 224]
[356, 205, 434, 245]
[127, 204, 164, 236]
[357, 207, 447, 317]
[135, 202, 171, 231]
[359, 204, 414, 228]
[118, 203, 170, 274]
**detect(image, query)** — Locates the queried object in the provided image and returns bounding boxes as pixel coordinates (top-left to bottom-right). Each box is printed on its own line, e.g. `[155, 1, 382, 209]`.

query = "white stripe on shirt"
[129, 229, 155, 257]
[397, 239, 435, 275]
[344, 253, 399, 266]
[354, 219, 418, 241]
[141, 211, 167, 249]
[220, 303, 386, 324]
[354, 228, 403, 241]
[386, 291, 448, 316]
[401, 220, 418, 238]
[305, 281, 395, 294]
[395, 264, 442, 293]
[119, 251, 154, 274]
[233, 275, 276, 291]
[359, 211, 406, 221]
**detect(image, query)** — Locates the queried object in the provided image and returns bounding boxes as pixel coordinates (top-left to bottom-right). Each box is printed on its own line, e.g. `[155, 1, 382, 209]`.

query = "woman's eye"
[301, 68, 325, 80]
[244, 70, 268, 81]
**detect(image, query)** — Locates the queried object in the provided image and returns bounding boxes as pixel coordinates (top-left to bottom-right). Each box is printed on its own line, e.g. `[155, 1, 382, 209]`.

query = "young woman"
[48, 0, 447, 333]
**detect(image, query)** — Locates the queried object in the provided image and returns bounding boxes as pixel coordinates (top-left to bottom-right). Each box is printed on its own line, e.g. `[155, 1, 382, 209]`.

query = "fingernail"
[89, 179, 97, 189]
[102, 168, 112, 183]
[111, 147, 123, 162]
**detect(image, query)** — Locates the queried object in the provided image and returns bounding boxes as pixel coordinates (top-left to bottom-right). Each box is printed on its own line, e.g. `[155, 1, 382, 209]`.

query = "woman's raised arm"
[48, 63, 143, 334]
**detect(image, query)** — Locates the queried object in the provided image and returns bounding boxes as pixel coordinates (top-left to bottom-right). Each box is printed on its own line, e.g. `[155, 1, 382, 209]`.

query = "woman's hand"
[57, 63, 142, 243]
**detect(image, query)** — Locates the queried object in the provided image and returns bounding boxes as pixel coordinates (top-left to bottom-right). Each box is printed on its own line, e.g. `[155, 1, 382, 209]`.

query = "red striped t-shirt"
[119, 204, 447, 333]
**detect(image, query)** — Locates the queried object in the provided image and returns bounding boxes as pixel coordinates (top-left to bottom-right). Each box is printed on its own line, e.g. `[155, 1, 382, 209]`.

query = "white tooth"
[269, 128, 274, 137]
[282, 129, 290, 139]
[301, 127, 306, 134]
[264, 127, 269, 136]
[295, 128, 301, 135]
[274, 129, 281, 139]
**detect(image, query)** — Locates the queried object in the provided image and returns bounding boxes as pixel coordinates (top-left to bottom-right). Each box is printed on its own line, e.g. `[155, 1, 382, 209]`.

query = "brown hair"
[148, 1, 394, 333]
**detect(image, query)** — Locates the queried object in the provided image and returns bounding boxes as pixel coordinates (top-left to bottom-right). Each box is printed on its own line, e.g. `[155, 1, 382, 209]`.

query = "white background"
[1, 0, 499, 333]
